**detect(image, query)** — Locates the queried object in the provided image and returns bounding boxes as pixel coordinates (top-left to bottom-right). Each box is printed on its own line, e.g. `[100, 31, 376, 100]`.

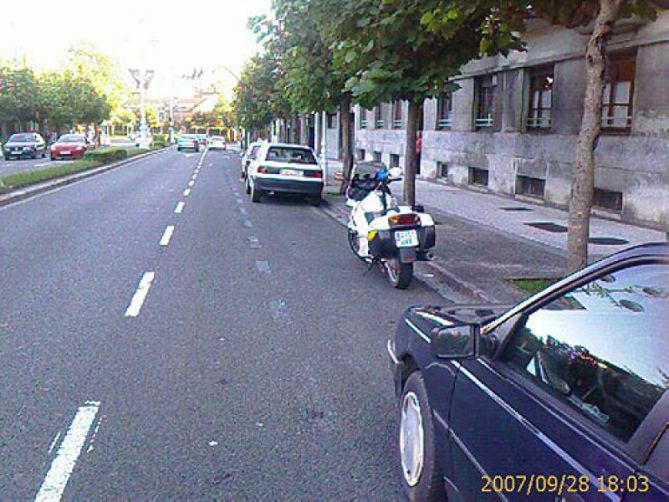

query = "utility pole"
[321, 111, 328, 186]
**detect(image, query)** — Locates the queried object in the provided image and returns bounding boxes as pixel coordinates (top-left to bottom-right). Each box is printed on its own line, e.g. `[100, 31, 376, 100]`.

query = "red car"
[50, 134, 88, 160]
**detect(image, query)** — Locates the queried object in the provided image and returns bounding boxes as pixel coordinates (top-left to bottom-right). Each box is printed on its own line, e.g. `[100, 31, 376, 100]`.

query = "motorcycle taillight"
[389, 214, 419, 226]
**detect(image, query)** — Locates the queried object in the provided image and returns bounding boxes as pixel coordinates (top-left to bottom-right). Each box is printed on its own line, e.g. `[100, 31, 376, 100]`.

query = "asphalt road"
[0, 148, 444, 499]
[0, 156, 74, 177]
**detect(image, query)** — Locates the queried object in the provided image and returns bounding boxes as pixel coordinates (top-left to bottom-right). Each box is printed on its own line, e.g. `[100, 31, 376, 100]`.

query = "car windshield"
[8, 133, 34, 143]
[181, 135, 197, 140]
[266, 147, 317, 164]
[57, 135, 85, 143]
[211, 136, 224, 141]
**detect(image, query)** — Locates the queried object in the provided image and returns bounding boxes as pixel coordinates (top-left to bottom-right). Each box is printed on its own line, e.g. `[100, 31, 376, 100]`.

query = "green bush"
[153, 137, 166, 148]
[84, 147, 128, 163]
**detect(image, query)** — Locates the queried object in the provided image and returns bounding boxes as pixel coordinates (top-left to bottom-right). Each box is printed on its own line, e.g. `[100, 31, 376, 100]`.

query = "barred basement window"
[515, 175, 546, 199]
[468, 167, 489, 186]
[390, 154, 400, 168]
[375, 106, 384, 128]
[593, 188, 623, 212]
[373, 151, 382, 162]
[474, 75, 495, 129]
[437, 93, 453, 129]
[527, 66, 553, 131]
[392, 101, 403, 128]
[602, 52, 636, 133]
[437, 161, 448, 178]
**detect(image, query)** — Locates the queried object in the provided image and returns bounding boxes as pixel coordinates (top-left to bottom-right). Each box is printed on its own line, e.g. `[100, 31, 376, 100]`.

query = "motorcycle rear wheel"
[386, 258, 413, 289]
[347, 229, 368, 262]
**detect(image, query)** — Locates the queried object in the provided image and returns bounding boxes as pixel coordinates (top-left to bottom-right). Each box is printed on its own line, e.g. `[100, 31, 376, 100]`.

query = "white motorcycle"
[346, 162, 436, 289]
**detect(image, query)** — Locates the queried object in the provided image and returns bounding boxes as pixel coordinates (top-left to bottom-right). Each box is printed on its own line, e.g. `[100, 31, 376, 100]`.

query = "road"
[0, 156, 74, 177]
[0, 148, 444, 499]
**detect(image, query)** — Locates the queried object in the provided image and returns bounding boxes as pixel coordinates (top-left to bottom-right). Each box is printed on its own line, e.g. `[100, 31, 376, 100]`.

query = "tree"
[422, 0, 660, 271]
[253, 0, 356, 188]
[328, 0, 499, 206]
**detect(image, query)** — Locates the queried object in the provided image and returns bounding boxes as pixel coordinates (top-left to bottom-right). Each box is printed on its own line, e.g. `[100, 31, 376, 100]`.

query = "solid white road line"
[124, 272, 155, 317]
[174, 201, 185, 214]
[160, 225, 175, 246]
[35, 401, 100, 502]
[183, 188, 191, 197]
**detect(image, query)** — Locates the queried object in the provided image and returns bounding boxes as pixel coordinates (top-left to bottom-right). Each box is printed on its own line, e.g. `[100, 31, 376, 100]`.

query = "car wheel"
[50, 156, 56, 161]
[42, 151, 46, 158]
[308, 195, 321, 207]
[250, 179, 263, 203]
[177, 147, 182, 152]
[399, 371, 444, 501]
[245, 177, 251, 195]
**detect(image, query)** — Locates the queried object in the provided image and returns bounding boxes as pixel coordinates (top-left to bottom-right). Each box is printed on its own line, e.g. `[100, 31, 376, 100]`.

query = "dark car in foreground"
[3, 132, 47, 160]
[388, 242, 668, 501]
[50, 134, 88, 160]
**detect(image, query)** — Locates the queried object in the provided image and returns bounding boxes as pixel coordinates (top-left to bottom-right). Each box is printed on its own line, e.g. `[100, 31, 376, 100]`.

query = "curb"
[0, 147, 170, 208]
[319, 197, 495, 303]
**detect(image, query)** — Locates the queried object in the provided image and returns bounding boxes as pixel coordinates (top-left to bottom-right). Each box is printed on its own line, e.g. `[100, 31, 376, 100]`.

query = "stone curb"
[0, 147, 171, 208]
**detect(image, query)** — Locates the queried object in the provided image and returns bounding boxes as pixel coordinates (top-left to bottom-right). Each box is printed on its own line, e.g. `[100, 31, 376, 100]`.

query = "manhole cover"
[500, 206, 532, 212]
[525, 222, 568, 233]
[588, 237, 629, 245]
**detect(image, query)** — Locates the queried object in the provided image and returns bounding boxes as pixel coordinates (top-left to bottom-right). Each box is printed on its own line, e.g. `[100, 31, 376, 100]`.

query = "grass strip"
[508, 277, 559, 294]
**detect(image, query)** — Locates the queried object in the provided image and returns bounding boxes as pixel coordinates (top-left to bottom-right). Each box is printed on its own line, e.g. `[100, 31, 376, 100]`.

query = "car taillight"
[389, 214, 420, 226]
[257, 166, 268, 174]
[305, 170, 323, 178]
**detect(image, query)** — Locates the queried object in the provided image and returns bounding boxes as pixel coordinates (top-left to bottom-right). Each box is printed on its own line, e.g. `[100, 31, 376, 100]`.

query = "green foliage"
[84, 147, 128, 163]
[232, 54, 281, 132]
[0, 160, 102, 190]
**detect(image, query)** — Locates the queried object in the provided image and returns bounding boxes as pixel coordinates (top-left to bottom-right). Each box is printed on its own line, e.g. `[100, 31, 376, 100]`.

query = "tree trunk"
[339, 93, 353, 194]
[566, 0, 624, 273]
[403, 100, 421, 206]
[290, 114, 300, 143]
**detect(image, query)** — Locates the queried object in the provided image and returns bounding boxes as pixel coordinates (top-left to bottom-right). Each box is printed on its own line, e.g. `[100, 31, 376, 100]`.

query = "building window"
[468, 167, 489, 186]
[327, 113, 336, 129]
[375, 106, 384, 128]
[474, 75, 495, 129]
[527, 67, 554, 131]
[516, 175, 546, 199]
[437, 93, 453, 129]
[437, 161, 448, 178]
[392, 101, 403, 128]
[360, 110, 368, 129]
[593, 187, 623, 212]
[373, 151, 382, 162]
[357, 149, 366, 160]
[390, 154, 400, 168]
[602, 52, 636, 133]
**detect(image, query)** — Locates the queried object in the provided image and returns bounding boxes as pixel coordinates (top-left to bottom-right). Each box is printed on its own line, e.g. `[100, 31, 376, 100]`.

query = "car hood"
[53, 143, 85, 148]
[5, 142, 35, 147]
[406, 304, 512, 338]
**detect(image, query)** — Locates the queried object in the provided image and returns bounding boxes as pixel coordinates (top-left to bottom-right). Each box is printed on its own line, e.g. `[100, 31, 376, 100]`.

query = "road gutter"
[0, 147, 170, 208]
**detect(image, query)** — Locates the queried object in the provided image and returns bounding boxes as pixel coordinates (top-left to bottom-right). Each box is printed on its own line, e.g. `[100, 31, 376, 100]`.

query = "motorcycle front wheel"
[347, 229, 368, 261]
[386, 258, 413, 289]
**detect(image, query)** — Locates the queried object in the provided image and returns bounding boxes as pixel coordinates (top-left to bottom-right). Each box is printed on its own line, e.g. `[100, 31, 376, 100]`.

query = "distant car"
[135, 133, 154, 148]
[388, 242, 669, 501]
[246, 142, 323, 205]
[177, 134, 200, 152]
[208, 136, 226, 150]
[241, 141, 263, 179]
[50, 134, 88, 160]
[196, 134, 208, 147]
[3, 132, 47, 160]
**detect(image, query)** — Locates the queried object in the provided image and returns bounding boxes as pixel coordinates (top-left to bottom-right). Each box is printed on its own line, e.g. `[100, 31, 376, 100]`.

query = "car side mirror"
[431, 324, 480, 359]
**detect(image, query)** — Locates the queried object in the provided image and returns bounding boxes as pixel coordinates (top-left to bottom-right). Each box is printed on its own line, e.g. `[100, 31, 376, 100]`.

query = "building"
[351, 12, 669, 229]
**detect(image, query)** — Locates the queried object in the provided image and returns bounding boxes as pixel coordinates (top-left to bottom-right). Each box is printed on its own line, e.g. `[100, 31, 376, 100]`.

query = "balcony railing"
[475, 116, 493, 128]
[601, 115, 632, 129]
[437, 115, 452, 129]
[526, 116, 552, 129]
[375, 120, 384, 128]
[393, 119, 403, 128]
[360, 119, 368, 128]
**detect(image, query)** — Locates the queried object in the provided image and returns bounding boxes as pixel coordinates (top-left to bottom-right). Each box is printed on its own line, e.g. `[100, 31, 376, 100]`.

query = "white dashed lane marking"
[160, 225, 175, 246]
[183, 188, 191, 197]
[124, 272, 156, 317]
[174, 202, 185, 214]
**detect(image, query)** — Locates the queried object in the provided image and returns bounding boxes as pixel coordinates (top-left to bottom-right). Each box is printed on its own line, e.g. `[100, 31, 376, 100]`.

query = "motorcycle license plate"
[394, 230, 418, 247]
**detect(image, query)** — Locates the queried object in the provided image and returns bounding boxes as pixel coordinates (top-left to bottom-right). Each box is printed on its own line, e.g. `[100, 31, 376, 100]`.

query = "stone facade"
[352, 13, 669, 229]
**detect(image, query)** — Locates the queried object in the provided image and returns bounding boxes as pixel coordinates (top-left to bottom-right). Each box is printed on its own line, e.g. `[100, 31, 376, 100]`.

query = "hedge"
[84, 147, 128, 163]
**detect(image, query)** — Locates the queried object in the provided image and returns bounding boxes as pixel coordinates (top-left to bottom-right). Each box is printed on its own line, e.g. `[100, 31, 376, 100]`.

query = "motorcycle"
[346, 161, 436, 289]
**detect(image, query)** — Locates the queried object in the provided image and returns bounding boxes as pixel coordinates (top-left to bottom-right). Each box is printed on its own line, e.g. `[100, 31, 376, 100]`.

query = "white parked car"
[245, 142, 323, 206]
[208, 136, 227, 150]
[241, 141, 263, 179]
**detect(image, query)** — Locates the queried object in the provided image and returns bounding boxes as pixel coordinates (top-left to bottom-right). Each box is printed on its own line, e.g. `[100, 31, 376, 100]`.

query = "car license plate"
[394, 230, 419, 247]
[280, 169, 301, 176]
[61, 151, 71, 155]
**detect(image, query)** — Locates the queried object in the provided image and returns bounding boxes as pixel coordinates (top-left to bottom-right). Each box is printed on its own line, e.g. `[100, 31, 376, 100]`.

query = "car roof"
[265, 143, 312, 150]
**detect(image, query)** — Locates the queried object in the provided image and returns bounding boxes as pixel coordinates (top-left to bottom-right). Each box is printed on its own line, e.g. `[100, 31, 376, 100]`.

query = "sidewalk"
[321, 159, 665, 303]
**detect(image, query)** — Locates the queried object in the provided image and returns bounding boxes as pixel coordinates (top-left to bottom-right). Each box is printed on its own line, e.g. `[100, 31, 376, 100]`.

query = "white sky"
[0, 0, 272, 98]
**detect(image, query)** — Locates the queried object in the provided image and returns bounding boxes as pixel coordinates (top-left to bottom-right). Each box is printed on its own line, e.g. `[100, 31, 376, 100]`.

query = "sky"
[0, 0, 273, 98]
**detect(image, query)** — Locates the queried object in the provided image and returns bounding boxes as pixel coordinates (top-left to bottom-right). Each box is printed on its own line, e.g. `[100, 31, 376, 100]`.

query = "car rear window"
[9, 133, 34, 142]
[266, 147, 316, 164]
[58, 135, 85, 143]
